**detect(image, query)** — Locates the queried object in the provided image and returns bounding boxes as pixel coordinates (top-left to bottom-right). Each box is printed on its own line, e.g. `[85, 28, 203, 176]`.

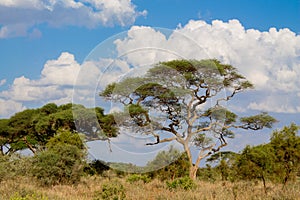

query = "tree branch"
[146, 135, 177, 145]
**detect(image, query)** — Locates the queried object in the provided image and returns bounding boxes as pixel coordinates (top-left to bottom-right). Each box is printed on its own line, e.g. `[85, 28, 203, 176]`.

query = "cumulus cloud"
[0, 98, 26, 118]
[0, 52, 82, 117]
[73, 58, 131, 107]
[0, 51, 132, 117]
[0, 52, 80, 102]
[0, 0, 147, 38]
[40, 52, 81, 85]
[112, 19, 300, 113]
[1, 19, 300, 117]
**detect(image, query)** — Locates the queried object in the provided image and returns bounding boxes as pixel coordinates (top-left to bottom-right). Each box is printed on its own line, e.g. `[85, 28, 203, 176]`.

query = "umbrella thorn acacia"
[100, 59, 277, 179]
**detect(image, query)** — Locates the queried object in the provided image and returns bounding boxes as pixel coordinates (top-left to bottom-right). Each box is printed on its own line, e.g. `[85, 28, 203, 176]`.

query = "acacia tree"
[1, 103, 117, 155]
[100, 59, 276, 179]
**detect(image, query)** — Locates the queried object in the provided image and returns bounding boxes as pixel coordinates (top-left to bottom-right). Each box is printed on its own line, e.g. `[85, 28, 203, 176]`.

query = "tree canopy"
[100, 59, 277, 179]
[0, 103, 118, 155]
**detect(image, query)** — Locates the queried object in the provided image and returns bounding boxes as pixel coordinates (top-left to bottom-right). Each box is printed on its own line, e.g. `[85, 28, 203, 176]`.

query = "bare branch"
[194, 143, 215, 167]
[216, 87, 243, 105]
[146, 135, 177, 145]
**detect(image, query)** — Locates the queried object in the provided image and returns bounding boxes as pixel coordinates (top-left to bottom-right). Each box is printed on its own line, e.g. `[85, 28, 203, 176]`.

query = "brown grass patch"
[0, 175, 299, 200]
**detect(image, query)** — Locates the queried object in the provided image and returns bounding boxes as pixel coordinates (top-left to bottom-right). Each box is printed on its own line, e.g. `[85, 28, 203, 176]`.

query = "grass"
[0, 175, 299, 200]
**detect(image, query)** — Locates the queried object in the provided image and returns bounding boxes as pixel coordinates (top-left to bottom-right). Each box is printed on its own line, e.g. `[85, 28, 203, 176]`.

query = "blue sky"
[1, 0, 299, 84]
[0, 0, 299, 166]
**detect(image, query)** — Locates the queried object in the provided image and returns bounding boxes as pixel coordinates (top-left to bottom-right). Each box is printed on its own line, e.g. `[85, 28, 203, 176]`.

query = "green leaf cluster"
[0, 103, 118, 155]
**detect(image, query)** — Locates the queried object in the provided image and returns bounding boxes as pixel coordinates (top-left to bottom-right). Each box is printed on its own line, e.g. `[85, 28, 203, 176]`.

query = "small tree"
[100, 59, 276, 179]
[270, 123, 300, 186]
[235, 144, 275, 193]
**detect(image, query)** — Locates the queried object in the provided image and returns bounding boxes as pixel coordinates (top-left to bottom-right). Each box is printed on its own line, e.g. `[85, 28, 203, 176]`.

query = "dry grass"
[0, 175, 299, 200]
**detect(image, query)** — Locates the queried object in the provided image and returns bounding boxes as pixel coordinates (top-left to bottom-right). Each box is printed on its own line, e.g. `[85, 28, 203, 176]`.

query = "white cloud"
[0, 51, 133, 117]
[248, 101, 299, 114]
[40, 52, 81, 85]
[0, 0, 147, 38]
[0, 79, 6, 86]
[73, 58, 132, 107]
[0, 98, 26, 118]
[0, 52, 80, 102]
[1, 19, 300, 117]
[0, 52, 82, 117]
[113, 19, 300, 113]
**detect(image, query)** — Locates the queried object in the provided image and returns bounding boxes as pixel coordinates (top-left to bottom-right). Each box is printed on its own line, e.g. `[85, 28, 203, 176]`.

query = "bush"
[31, 144, 85, 186]
[126, 174, 151, 184]
[0, 156, 9, 182]
[196, 164, 218, 182]
[9, 192, 48, 200]
[84, 160, 110, 176]
[94, 181, 126, 200]
[0, 155, 32, 182]
[146, 147, 190, 181]
[166, 176, 196, 190]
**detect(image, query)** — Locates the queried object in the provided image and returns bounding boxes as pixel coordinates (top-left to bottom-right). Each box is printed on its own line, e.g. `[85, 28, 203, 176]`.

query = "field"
[1, 175, 299, 200]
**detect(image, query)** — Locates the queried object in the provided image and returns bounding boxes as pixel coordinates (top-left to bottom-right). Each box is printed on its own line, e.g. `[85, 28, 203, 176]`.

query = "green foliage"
[240, 112, 277, 130]
[95, 181, 126, 200]
[229, 123, 300, 190]
[84, 160, 110, 176]
[166, 176, 196, 190]
[46, 130, 85, 150]
[207, 151, 238, 164]
[193, 133, 213, 148]
[0, 155, 9, 182]
[100, 59, 276, 180]
[0, 119, 11, 154]
[0, 155, 32, 182]
[204, 106, 237, 125]
[1, 103, 118, 155]
[31, 131, 86, 186]
[216, 159, 231, 181]
[235, 144, 275, 181]
[197, 164, 218, 182]
[100, 83, 116, 97]
[126, 174, 151, 184]
[146, 146, 189, 180]
[270, 123, 300, 185]
[31, 145, 84, 186]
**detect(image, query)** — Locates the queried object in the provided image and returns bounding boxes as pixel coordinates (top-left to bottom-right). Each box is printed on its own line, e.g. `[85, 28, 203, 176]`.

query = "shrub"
[126, 174, 151, 184]
[166, 176, 196, 190]
[84, 160, 110, 176]
[0, 155, 32, 182]
[94, 181, 126, 200]
[31, 144, 85, 186]
[0, 156, 9, 182]
[196, 164, 218, 182]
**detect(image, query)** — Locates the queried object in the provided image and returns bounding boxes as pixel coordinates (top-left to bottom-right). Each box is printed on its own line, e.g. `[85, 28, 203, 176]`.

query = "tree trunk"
[23, 136, 36, 154]
[261, 174, 267, 194]
[184, 143, 196, 180]
[189, 165, 198, 180]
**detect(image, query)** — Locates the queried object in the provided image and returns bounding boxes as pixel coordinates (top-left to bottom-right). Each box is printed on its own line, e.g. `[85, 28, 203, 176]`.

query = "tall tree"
[100, 59, 276, 179]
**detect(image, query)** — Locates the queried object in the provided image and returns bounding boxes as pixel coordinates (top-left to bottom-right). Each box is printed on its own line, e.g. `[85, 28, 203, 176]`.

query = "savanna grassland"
[0, 174, 299, 200]
[0, 99, 299, 199]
